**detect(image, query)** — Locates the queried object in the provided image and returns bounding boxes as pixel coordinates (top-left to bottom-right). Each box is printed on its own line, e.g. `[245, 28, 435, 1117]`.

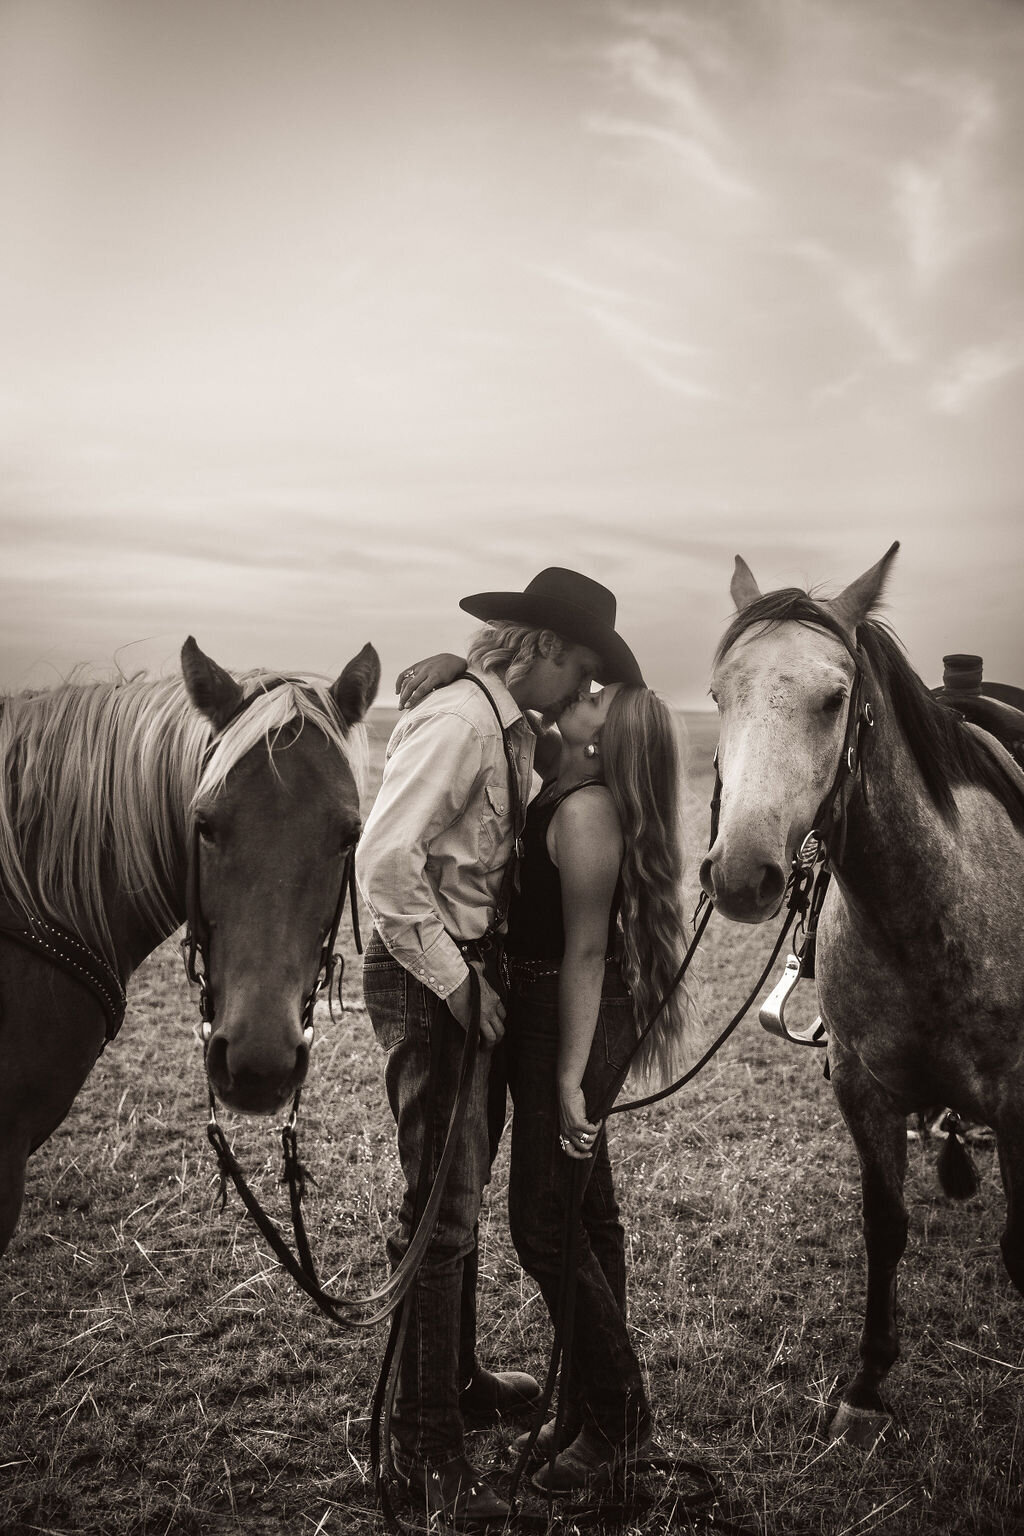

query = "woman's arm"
[550, 787, 624, 1159]
[395, 653, 466, 708]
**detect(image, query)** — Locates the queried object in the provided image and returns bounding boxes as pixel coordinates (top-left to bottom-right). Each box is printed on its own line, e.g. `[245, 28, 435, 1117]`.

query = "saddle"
[932, 654, 1024, 770]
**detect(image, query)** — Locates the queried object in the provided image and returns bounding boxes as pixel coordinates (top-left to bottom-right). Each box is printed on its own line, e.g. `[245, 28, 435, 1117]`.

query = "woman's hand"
[394, 653, 467, 709]
[558, 1081, 602, 1160]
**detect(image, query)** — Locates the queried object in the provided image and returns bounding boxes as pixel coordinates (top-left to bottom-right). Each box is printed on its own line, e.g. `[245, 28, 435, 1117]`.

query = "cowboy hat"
[460, 567, 644, 686]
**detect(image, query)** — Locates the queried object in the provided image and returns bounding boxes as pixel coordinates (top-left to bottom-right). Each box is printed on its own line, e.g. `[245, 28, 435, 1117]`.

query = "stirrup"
[759, 953, 827, 1047]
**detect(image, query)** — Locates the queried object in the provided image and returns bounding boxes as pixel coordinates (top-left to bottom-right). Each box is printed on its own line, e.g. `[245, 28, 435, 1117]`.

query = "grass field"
[1, 710, 1021, 1535]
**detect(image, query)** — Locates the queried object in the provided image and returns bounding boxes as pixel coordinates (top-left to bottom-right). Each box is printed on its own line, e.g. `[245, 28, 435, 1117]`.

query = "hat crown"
[524, 567, 617, 628]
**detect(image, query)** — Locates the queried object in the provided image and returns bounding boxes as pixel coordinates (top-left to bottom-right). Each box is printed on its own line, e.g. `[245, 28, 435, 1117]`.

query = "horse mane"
[0, 671, 368, 970]
[717, 589, 1024, 832]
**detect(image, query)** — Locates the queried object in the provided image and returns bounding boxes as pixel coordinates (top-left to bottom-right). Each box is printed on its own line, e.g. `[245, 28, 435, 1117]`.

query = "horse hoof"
[827, 1401, 890, 1450]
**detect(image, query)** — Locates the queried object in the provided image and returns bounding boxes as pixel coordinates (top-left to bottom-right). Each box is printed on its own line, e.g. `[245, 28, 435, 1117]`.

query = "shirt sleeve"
[355, 709, 485, 998]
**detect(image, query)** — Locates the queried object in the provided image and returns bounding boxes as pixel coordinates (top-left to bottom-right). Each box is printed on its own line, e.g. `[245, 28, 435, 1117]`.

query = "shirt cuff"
[363, 906, 469, 999]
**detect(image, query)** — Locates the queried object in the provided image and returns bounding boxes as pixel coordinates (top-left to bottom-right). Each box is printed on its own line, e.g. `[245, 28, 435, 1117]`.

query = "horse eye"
[196, 816, 216, 845]
[822, 690, 846, 716]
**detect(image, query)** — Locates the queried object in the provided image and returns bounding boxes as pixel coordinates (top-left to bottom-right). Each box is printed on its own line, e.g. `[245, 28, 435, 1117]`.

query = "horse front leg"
[0, 1127, 32, 1258]
[827, 1034, 908, 1448]
[0, 945, 107, 1257]
[994, 1114, 1024, 1296]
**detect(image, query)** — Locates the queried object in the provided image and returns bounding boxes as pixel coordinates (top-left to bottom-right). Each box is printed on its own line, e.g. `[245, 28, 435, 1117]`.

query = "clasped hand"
[558, 1081, 602, 1160]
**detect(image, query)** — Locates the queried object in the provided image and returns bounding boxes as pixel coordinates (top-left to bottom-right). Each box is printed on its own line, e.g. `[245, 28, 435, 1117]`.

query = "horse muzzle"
[699, 849, 788, 924]
[205, 1017, 311, 1115]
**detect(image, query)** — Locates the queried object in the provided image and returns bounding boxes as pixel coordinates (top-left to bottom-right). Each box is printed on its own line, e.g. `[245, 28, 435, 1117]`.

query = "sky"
[2, 0, 1022, 708]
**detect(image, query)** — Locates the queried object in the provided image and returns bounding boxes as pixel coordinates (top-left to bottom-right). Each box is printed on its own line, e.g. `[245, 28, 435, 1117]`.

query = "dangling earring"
[583, 742, 599, 759]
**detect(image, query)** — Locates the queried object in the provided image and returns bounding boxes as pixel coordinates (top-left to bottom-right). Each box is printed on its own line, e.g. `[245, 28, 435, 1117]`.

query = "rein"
[183, 701, 488, 1333]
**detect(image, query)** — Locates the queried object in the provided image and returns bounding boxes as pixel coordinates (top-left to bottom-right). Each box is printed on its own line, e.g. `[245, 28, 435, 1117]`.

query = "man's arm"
[357, 708, 483, 998]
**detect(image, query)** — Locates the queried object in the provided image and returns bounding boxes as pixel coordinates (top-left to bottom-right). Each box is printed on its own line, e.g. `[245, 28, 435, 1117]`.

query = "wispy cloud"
[891, 71, 997, 284]
[928, 339, 1024, 414]
[786, 240, 917, 366]
[585, 111, 756, 204]
[539, 265, 715, 399]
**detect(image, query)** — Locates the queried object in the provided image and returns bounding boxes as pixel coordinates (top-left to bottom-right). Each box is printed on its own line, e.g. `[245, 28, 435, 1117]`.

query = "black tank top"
[506, 781, 623, 962]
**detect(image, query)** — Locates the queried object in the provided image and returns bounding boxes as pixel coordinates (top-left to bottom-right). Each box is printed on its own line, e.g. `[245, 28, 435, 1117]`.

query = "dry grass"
[1, 713, 1021, 1535]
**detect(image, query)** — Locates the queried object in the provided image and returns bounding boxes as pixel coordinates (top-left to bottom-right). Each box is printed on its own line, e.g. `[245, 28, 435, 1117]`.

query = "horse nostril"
[699, 855, 716, 897]
[205, 1033, 229, 1086]
[757, 863, 787, 907]
[294, 1037, 310, 1084]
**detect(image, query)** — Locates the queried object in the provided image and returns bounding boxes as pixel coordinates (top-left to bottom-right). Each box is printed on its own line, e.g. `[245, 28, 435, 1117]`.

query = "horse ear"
[330, 643, 381, 725]
[826, 541, 900, 637]
[731, 556, 762, 611]
[181, 636, 245, 730]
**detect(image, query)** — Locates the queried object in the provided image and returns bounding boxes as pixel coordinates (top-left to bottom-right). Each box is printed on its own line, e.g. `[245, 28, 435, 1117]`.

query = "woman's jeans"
[506, 963, 650, 1448]
[363, 933, 506, 1466]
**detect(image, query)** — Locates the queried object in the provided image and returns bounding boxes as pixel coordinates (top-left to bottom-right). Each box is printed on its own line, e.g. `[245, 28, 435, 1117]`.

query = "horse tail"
[937, 1123, 980, 1201]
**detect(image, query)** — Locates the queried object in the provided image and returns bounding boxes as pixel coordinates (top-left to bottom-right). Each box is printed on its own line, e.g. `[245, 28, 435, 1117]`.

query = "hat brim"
[459, 591, 644, 686]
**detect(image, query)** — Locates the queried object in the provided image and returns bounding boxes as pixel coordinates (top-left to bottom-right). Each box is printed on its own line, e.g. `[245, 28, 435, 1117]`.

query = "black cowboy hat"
[460, 567, 644, 686]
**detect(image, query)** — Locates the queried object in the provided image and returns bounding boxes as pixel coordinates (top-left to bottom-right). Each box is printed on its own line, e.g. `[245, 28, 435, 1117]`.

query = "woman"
[395, 659, 700, 1494]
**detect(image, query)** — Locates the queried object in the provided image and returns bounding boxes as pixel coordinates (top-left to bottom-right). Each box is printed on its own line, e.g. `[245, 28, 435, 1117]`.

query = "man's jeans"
[506, 964, 649, 1447]
[363, 933, 506, 1466]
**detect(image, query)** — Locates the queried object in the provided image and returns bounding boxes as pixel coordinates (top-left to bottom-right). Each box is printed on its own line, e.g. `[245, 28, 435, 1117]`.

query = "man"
[357, 567, 642, 1527]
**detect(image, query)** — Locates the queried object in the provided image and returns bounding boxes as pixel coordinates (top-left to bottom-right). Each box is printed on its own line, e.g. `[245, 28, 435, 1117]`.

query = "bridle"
[794, 634, 875, 873]
[179, 692, 362, 1133]
[181, 807, 358, 1054]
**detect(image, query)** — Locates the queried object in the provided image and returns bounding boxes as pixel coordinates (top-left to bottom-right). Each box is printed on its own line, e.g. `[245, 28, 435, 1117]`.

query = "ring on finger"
[559, 1135, 571, 1153]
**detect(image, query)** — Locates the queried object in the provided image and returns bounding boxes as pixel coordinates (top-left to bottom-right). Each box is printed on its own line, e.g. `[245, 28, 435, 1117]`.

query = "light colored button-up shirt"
[356, 669, 536, 999]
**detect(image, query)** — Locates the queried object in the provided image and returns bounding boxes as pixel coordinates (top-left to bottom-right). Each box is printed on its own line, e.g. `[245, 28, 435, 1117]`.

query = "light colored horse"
[700, 543, 1024, 1445]
[0, 639, 379, 1256]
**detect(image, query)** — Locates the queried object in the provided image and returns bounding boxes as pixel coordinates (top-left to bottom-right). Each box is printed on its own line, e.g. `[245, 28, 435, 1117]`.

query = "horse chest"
[818, 900, 1021, 1105]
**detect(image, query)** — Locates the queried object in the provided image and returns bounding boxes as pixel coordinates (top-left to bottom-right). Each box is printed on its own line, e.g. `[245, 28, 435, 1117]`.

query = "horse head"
[181, 639, 380, 1114]
[700, 544, 899, 923]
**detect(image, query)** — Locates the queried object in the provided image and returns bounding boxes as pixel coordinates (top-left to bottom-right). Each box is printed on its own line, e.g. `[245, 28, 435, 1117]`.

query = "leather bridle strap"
[0, 909, 127, 1046]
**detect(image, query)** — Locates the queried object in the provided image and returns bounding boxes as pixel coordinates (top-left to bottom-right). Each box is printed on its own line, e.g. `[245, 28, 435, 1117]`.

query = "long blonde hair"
[599, 686, 702, 1088]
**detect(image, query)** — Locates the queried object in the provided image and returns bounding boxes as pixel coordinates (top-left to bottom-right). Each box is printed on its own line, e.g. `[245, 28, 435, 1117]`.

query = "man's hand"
[447, 965, 505, 1046]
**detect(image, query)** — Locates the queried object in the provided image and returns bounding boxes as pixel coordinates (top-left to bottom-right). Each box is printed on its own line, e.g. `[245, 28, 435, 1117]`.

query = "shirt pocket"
[479, 782, 512, 873]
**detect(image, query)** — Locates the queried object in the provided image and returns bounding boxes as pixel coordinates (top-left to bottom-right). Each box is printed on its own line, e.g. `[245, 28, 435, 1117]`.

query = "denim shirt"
[356, 669, 535, 1000]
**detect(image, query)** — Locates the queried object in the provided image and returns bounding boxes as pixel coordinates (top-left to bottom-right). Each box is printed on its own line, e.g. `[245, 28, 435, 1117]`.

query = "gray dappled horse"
[0, 639, 379, 1256]
[700, 544, 1024, 1446]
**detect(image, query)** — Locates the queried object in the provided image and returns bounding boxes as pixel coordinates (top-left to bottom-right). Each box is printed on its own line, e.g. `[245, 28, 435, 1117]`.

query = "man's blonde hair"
[466, 622, 567, 691]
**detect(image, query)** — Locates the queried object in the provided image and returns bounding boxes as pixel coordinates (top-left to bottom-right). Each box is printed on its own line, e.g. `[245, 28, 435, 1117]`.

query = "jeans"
[362, 933, 507, 1466]
[506, 963, 650, 1447]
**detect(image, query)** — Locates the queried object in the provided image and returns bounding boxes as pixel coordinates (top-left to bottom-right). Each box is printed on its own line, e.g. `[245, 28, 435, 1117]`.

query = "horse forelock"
[194, 676, 368, 806]
[0, 671, 369, 970]
[714, 589, 853, 667]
